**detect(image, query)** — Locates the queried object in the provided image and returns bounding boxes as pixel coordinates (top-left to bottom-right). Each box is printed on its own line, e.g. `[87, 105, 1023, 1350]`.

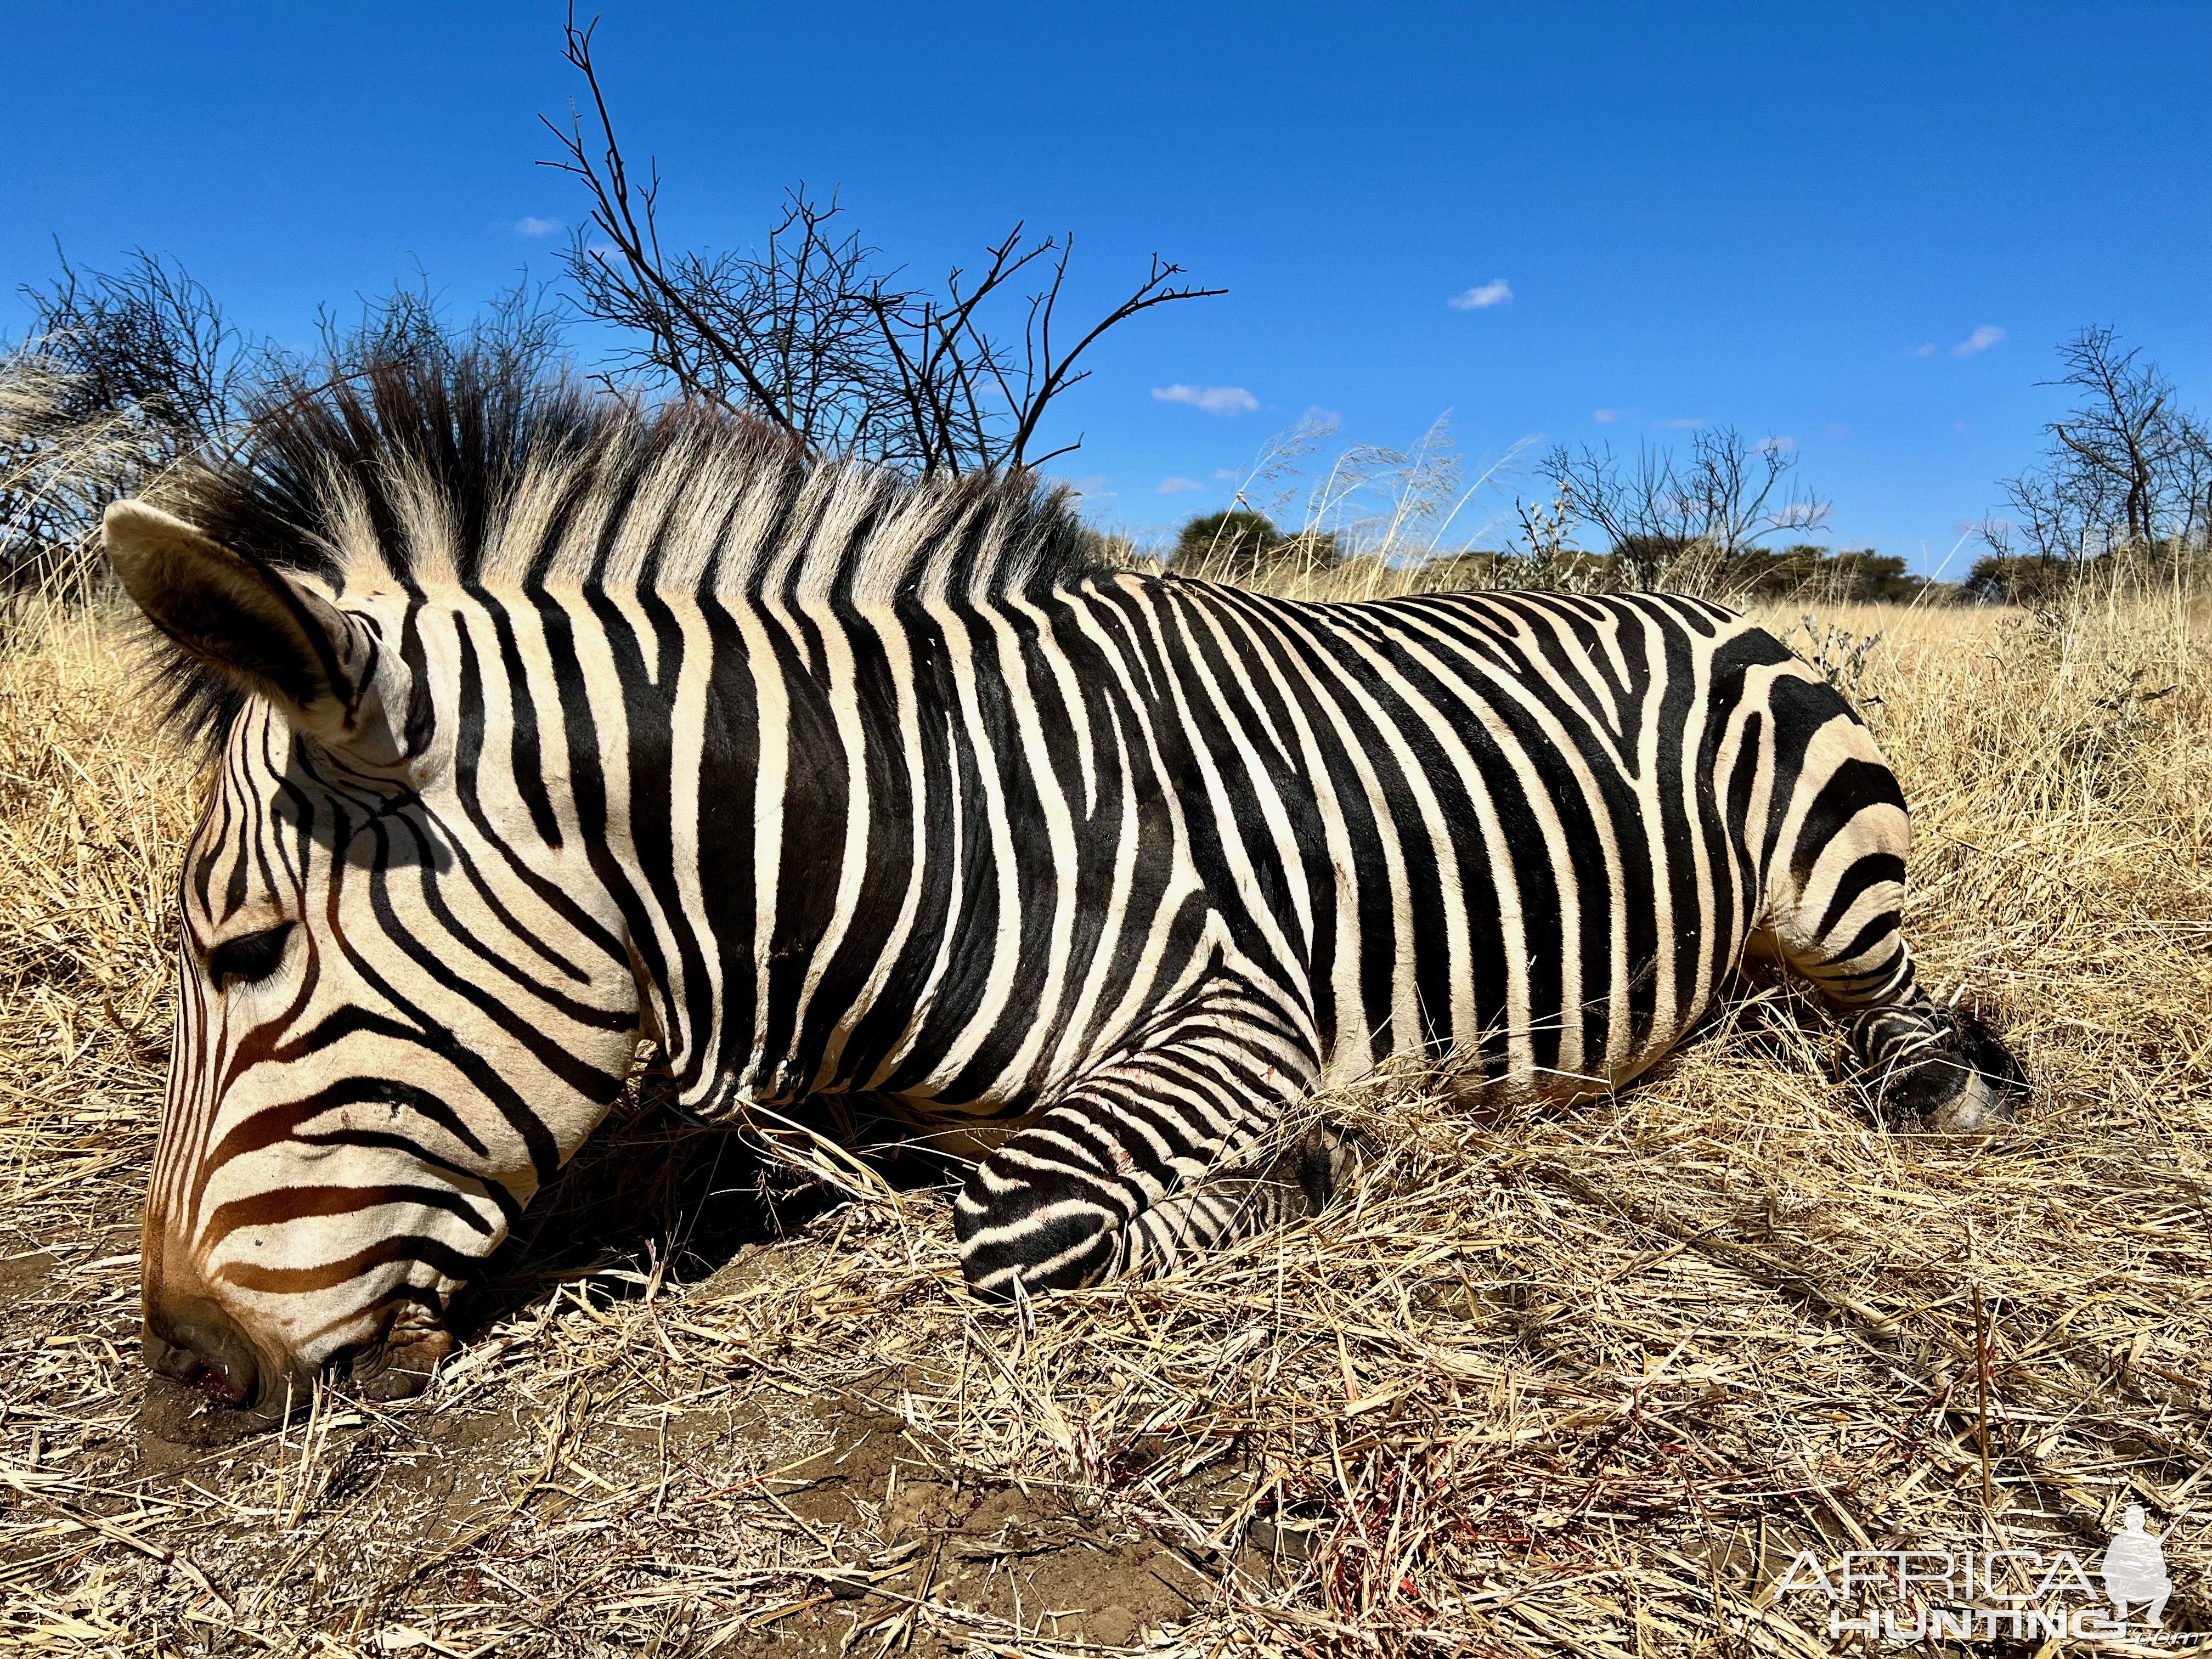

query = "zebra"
[106, 356, 2025, 1413]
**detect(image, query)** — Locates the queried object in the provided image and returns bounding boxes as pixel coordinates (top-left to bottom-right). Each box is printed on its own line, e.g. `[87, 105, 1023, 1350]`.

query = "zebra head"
[106, 499, 642, 1414]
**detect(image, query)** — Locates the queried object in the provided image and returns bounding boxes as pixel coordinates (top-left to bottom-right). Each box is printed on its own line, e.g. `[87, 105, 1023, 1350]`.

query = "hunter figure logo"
[2103, 1506, 2171, 1629]
[1771, 1509, 2186, 1643]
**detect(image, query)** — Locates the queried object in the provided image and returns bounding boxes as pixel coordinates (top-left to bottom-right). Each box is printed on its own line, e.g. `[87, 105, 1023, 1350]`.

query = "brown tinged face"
[109, 500, 643, 1417]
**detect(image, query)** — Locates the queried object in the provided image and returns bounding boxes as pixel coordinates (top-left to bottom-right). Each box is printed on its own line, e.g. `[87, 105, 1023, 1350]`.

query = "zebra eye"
[207, 923, 293, 989]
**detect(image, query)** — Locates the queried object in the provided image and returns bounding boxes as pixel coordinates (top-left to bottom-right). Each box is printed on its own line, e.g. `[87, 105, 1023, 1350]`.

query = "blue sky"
[6, 1, 2207, 570]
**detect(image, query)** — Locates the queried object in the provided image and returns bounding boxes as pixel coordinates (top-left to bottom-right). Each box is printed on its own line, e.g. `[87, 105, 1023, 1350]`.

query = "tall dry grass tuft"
[1, 583, 2206, 1656]
[0, 351, 181, 624]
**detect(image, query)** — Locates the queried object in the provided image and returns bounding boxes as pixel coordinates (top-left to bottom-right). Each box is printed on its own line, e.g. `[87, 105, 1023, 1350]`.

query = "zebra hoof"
[1931, 1011, 2029, 1135]
[1285, 1122, 1362, 1216]
[1929, 1071, 2017, 1136]
[1868, 1009, 2028, 1136]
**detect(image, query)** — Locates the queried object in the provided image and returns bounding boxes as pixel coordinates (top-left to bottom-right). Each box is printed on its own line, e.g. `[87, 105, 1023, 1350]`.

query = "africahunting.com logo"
[1773, 1506, 2186, 1643]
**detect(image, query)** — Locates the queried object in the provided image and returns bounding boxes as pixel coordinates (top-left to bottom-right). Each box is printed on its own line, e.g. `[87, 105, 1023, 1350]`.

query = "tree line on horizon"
[1167, 506, 1937, 605]
[1164, 338, 2211, 606]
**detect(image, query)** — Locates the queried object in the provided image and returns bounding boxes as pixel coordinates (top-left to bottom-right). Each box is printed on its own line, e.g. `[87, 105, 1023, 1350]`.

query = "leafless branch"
[537, 9, 1222, 473]
[1539, 427, 1827, 589]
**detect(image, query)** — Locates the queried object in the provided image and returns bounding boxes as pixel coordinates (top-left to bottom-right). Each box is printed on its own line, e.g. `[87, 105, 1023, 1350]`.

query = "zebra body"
[108, 360, 2020, 1409]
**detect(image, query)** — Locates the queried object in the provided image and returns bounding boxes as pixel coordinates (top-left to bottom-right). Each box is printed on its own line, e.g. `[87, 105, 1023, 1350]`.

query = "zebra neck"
[608, 591, 1085, 1126]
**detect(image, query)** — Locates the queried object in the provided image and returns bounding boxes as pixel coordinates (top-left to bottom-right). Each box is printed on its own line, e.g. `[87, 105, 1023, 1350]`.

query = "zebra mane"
[134, 351, 1106, 749]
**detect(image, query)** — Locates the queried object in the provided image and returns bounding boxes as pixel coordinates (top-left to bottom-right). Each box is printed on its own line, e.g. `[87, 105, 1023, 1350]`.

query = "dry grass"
[1, 352, 176, 614]
[2, 586, 2208, 1657]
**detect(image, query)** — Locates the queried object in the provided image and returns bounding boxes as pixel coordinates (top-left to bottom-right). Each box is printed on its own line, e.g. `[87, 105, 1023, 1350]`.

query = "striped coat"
[106, 359, 2021, 1410]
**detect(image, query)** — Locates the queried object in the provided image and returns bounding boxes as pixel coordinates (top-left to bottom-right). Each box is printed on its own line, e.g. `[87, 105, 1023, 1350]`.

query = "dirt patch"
[35, 1226, 1250, 1656]
[0, 1248, 59, 1310]
[693, 1389, 1228, 1657]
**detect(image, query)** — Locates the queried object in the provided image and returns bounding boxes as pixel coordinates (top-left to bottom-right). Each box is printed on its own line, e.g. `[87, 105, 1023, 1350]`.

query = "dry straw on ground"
[1, 582, 2207, 1657]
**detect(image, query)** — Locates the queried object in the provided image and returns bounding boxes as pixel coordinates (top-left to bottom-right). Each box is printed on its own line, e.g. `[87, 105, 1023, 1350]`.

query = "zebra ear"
[103, 499, 418, 764]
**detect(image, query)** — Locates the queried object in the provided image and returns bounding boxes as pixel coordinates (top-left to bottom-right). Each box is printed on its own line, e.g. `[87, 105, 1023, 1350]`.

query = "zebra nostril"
[144, 1295, 261, 1408]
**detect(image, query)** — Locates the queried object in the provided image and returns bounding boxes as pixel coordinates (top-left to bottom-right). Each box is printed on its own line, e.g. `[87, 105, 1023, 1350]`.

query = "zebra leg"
[952, 983, 1330, 1299]
[1759, 715, 2028, 1133]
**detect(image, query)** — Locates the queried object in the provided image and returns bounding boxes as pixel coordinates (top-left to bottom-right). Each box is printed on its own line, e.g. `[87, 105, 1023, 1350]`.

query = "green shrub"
[1173, 510, 1342, 584]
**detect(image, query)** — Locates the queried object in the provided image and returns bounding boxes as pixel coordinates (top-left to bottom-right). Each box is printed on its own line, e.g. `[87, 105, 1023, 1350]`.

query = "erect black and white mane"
[140, 354, 1105, 748]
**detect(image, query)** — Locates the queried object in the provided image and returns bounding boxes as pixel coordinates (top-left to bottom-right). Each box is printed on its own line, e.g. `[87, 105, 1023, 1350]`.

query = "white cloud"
[1152, 385, 1258, 415]
[1156, 476, 1206, 495]
[513, 215, 563, 238]
[1065, 475, 1114, 503]
[1593, 408, 1623, 424]
[1212, 467, 1239, 479]
[1952, 325, 2005, 358]
[1757, 435, 1796, 454]
[1910, 343, 1937, 358]
[1826, 424, 1850, 439]
[1954, 420, 1973, 432]
[1447, 279, 1514, 311]
[1654, 417, 1703, 430]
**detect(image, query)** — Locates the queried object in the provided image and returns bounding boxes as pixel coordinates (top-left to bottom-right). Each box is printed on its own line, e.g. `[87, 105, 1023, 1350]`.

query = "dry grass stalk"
[0, 352, 179, 620]
[1, 586, 2207, 1656]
